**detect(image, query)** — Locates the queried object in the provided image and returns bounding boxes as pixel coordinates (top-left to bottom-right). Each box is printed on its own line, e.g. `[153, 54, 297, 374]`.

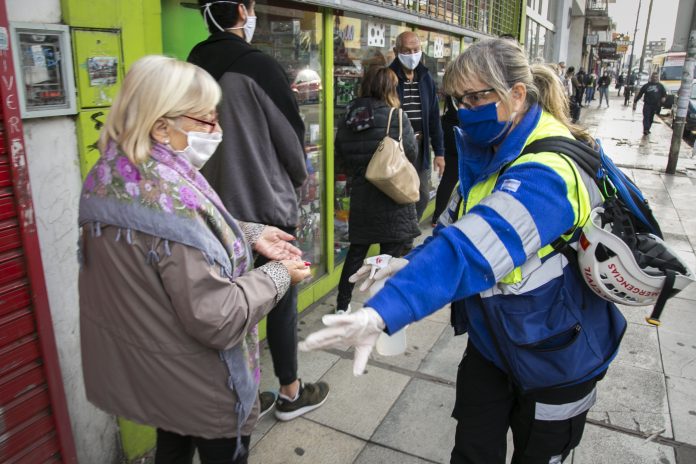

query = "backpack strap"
[518, 137, 601, 265]
[646, 270, 676, 326]
[385, 107, 396, 137]
[520, 137, 602, 180]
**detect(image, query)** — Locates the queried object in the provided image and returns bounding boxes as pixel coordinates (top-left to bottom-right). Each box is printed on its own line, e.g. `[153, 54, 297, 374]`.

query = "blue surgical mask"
[457, 101, 516, 148]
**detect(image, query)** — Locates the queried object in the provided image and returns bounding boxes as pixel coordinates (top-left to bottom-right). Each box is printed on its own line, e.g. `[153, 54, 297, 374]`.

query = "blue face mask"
[457, 101, 515, 148]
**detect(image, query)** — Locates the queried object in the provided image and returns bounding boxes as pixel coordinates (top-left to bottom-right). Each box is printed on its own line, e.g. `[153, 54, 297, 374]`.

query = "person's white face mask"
[228, 5, 256, 43]
[398, 51, 422, 70]
[174, 130, 222, 169]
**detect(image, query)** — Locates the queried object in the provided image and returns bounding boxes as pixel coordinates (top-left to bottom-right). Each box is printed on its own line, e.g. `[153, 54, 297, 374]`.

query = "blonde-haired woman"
[333, 65, 420, 314]
[79, 55, 310, 464]
[302, 39, 626, 463]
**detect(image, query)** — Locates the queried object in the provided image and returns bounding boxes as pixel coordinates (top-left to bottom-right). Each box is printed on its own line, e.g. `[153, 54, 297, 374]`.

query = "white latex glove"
[348, 254, 409, 293]
[299, 308, 385, 376]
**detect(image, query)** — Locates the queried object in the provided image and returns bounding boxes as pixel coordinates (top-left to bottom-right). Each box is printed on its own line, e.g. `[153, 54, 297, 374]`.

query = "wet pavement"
[249, 93, 696, 464]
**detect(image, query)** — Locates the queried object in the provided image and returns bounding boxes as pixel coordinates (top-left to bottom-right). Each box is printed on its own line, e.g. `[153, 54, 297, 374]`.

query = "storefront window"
[254, 2, 325, 281]
[332, 14, 409, 263]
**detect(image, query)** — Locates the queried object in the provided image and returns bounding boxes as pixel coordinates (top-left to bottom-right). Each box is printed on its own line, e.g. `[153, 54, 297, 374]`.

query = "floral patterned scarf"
[79, 141, 260, 445]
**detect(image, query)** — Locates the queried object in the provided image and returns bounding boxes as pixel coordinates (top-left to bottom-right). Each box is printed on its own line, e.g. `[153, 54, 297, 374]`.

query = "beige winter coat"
[79, 224, 281, 438]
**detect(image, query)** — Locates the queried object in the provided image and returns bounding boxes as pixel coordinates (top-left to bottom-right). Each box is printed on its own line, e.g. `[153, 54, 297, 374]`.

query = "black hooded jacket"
[334, 98, 420, 244]
[188, 32, 307, 229]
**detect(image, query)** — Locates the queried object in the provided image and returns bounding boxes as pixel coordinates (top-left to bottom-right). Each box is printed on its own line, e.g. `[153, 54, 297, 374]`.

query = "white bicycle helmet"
[578, 207, 695, 311]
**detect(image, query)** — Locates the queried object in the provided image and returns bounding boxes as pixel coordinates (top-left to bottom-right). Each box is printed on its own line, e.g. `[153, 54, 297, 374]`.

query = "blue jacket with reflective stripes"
[367, 105, 626, 392]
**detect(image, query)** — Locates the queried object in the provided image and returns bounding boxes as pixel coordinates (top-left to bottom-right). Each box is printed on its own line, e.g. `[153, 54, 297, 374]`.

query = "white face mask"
[173, 130, 222, 169]
[228, 6, 256, 43]
[398, 51, 422, 71]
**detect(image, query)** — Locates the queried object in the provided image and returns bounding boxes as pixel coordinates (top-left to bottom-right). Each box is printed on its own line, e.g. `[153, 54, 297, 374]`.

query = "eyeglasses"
[183, 114, 219, 133]
[452, 88, 496, 109]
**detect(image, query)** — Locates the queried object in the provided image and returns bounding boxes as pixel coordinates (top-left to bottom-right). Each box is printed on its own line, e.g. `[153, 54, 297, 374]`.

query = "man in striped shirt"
[389, 32, 445, 221]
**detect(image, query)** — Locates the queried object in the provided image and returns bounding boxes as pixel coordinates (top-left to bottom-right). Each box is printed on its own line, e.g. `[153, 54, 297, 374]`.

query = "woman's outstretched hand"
[255, 226, 302, 260]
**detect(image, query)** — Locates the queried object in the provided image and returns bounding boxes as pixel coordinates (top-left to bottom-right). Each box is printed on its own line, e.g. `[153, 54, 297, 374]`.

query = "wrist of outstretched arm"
[259, 261, 291, 303]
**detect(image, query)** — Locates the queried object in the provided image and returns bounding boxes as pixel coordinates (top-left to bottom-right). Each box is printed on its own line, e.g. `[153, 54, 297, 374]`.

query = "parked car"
[671, 81, 696, 140]
[291, 68, 322, 104]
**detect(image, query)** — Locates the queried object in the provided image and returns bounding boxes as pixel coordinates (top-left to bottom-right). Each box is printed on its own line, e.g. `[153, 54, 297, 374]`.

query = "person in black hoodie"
[188, 0, 329, 424]
[633, 72, 667, 135]
[431, 95, 459, 226]
[334, 66, 420, 314]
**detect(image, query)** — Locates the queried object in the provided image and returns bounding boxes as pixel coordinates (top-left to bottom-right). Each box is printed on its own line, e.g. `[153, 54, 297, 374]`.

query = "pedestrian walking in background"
[633, 72, 667, 135]
[566, 66, 581, 123]
[333, 66, 420, 314]
[583, 72, 596, 105]
[574, 68, 586, 107]
[431, 95, 460, 226]
[188, 0, 329, 422]
[389, 31, 445, 222]
[78, 55, 311, 464]
[616, 72, 625, 96]
[301, 38, 627, 464]
[597, 71, 611, 107]
[624, 71, 637, 106]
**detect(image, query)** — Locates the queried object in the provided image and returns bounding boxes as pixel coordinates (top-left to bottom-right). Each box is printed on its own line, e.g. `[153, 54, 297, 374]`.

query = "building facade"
[1, 0, 527, 462]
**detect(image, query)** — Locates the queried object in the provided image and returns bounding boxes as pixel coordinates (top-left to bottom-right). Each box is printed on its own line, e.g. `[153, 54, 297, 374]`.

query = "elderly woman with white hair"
[78, 55, 310, 464]
[301, 38, 627, 463]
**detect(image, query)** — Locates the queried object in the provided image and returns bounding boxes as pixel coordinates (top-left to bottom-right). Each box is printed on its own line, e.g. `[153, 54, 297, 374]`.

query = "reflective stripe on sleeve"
[534, 387, 597, 421]
[478, 191, 542, 258]
[480, 252, 568, 298]
[453, 213, 514, 281]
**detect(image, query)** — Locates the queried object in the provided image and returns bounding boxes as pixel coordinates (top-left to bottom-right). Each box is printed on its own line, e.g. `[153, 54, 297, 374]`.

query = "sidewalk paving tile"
[658, 298, 696, 335]
[615, 323, 661, 372]
[589, 362, 672, 438]
[663, 235, 694, 253]
[249, 417, 365, 464]
[631, 170, 666, 190]
[659, 328, 696, 382]
[417, 330, 468, 384]
[370, 319, 447, 371]
[617, 304, 654, 326]
[572, 424, 676, 464]
[371, 378, 456, 463]
[666, 375, 696, 446]
[303, 359, 410, 440]
[354, 444, 434, 464]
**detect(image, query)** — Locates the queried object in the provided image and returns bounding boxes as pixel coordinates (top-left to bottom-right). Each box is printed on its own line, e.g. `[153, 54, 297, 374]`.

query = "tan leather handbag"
[365, 108, 420, 204]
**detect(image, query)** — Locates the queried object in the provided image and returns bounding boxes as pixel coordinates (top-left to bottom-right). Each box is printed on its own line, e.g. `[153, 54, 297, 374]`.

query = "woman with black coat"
[333, 66, 420, 314]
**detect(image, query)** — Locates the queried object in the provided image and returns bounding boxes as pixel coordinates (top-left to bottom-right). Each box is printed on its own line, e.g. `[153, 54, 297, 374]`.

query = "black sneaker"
[274, 380, 329, 421]
[259, 391, 277, 419]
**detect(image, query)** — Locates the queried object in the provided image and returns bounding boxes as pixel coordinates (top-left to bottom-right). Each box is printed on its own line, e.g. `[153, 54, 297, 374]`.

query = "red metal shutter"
[0, 2, 78, 462]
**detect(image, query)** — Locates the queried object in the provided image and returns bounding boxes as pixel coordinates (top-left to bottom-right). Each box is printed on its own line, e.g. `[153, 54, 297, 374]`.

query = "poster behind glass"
[255, 5, 325, 283]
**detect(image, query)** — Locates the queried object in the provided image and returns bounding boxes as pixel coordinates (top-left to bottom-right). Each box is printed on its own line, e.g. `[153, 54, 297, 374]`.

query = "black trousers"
[451, 344, 599, 464]
[155, 429, 250, 464]
[414, 137, 431, 222]
[643, 104, 659, 133]
[432, 153, 459, 225]
[336, 241, 410, 311]
[256, 225, 298, 386]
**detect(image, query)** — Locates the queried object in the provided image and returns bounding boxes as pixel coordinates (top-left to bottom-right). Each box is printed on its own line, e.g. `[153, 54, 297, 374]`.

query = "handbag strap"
[384, 107, 403, 142]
